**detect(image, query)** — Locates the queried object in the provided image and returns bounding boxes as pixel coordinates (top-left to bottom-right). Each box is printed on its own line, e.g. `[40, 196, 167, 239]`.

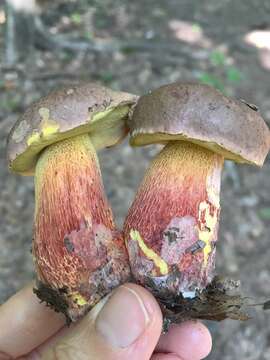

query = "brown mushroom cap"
[7, 83, 137, 175]
[129, 82, 270, 166]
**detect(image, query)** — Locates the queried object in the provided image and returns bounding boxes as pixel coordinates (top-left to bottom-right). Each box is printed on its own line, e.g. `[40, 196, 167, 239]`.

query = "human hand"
[0, 283, 212, 359]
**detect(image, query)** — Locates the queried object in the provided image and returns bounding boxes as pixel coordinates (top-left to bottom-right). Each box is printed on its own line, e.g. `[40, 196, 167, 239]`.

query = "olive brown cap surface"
[129, 82, 270, 166]
[7, 83, 137, 174]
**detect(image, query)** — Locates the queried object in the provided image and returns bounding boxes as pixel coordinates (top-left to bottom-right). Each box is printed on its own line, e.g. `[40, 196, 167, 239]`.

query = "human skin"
[0, 283, 212, 360]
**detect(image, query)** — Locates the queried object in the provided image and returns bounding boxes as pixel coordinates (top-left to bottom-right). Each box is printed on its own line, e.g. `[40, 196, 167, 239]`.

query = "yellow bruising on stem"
[198, 201, 219, 267]
[71, 293, 88, 306]
[206, 155, 223, 208]
[130, 229, 169, 275]
[198, 155, 223, 267]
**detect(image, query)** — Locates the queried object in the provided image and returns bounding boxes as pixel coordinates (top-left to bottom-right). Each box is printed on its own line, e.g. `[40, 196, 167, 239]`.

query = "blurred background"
[1, 0, 270, 358]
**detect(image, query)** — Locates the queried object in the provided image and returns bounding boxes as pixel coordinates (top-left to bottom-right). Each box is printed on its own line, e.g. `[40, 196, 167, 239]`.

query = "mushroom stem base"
[156, 276, 251, 331]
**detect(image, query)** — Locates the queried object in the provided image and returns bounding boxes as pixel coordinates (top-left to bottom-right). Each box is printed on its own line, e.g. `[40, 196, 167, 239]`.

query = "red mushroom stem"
[34, 134, 129, 320]
[124, 141, 224, 296]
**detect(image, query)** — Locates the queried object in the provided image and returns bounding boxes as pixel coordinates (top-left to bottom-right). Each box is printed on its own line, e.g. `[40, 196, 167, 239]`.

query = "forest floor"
[1, 1, 270, 359]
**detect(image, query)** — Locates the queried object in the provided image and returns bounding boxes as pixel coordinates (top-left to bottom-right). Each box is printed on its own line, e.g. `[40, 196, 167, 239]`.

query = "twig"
[33, 17, 191, 56]
[30, 71, 84, 80]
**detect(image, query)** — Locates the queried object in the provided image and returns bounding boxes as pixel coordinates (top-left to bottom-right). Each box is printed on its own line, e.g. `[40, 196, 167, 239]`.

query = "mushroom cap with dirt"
[7, 83, 137, 322]
[124, 82, 270, 322]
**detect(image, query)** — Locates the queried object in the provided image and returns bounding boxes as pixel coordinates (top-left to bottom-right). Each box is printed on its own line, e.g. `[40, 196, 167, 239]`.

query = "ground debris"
[149, 276, 254, 331]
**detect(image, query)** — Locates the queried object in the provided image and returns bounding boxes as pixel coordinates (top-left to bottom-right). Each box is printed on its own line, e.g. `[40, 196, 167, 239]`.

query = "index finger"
[0, 282, 65, 358]
[156, 321, 212, 360]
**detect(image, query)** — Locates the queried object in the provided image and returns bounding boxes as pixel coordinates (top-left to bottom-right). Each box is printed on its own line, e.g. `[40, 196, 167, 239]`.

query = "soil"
[1, 1, 270, 358]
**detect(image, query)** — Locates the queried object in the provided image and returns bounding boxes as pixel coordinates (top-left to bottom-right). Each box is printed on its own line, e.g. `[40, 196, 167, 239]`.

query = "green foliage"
[226, 66, 242, 83]
[210, 50, 226, 66]
[84, 31, 93, 40]
[71, 13, 82, 25]
[199, 50, 243, 93]
[258, 207, 270, 220]
[121, 45, 137, 55]
[199, 73, 225, 92]
[98, 71, 114, 84]
[0, 95, 21, 112]
[192, 24, 201, 33]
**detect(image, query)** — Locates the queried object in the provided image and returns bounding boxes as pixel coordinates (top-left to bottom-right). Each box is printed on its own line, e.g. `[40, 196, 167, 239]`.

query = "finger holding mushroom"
[7, 83, 137, 322]
[124, 82, 270, 320]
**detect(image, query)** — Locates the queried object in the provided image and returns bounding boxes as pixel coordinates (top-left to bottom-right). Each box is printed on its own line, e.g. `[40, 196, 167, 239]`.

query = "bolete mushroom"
[7, 83, 137, 322]
[124, 82, 270, 321]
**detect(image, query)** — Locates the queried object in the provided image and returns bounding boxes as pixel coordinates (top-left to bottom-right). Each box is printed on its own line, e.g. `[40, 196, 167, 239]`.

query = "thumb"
[36, 284, 163, 359]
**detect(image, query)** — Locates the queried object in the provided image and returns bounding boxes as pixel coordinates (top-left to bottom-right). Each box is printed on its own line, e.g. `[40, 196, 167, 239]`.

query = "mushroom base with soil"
[124, 141, 258, 323]
[155, 275, 250, 330]
[33, 134, 130, 322]
[125, 81, 270, 324]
